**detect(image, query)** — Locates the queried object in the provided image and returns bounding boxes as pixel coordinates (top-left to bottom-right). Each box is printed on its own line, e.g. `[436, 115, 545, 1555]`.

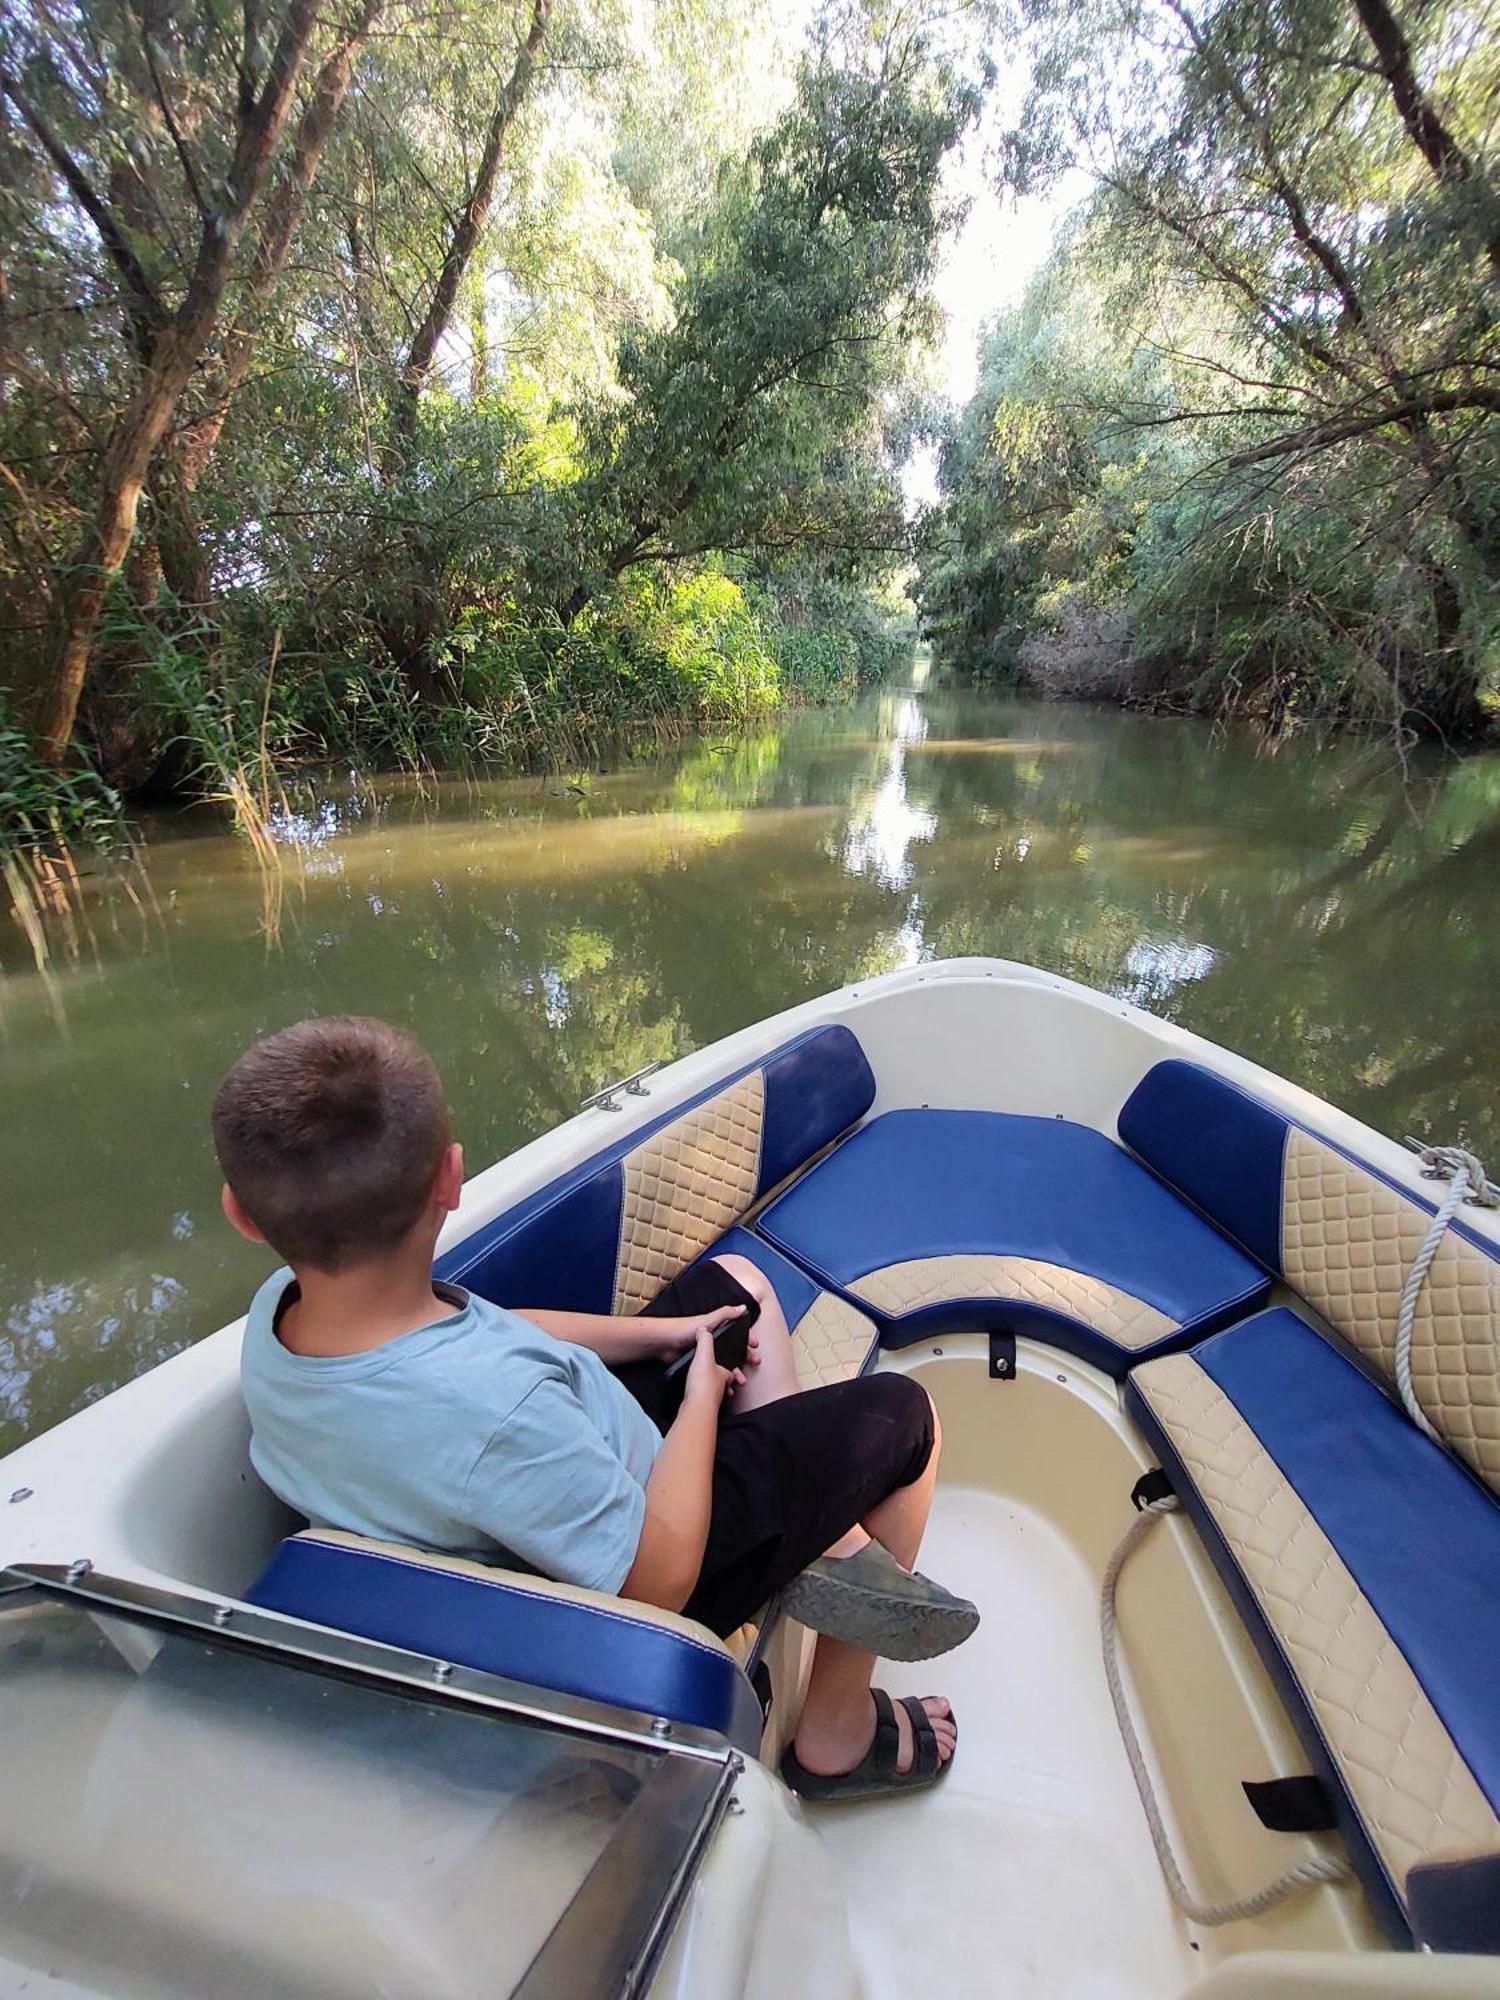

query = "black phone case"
[663, 1295, 760, 1379]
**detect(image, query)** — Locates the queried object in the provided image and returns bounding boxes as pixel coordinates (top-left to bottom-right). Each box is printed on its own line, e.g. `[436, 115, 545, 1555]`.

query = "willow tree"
[558, 2, 990, 620]
[945, 0, 1500, 731]
[0, 0, 344, 760]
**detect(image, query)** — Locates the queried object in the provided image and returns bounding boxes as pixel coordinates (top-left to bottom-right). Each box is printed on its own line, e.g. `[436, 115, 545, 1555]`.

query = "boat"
[1, 956, 1497, 1999]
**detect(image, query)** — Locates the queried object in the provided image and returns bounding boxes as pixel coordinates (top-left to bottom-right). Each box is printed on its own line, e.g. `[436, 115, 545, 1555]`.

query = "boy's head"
[212, 1016, 459, 1273]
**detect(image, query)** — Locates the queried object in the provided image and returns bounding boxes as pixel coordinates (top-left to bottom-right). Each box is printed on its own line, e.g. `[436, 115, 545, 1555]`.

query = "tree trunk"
[30, 0, 321, 762]
[388, 0, 550, 460]
[1419, 563, 1486, 739]
[149, 0, 383, 614]
[378, 0, 549, 689]
[181, 0, 384, 495]
[1349, 0, 1500, 278]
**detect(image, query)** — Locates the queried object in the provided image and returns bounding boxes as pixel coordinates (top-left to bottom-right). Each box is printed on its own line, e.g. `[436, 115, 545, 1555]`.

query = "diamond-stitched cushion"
[1119, 1058, 1500, 1500]
[1127, 1312, 1500, 1950]
[1282, 1128, 1500, 1497]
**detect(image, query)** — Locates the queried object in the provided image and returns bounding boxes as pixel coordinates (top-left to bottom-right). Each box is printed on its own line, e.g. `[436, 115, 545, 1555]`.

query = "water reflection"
[842, 694, 935, 891]
[3, 690, 1498, 1451]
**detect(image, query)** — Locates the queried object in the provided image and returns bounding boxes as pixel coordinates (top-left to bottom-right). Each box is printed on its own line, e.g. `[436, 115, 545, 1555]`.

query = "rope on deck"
[1099, 1496, 1353, 1927]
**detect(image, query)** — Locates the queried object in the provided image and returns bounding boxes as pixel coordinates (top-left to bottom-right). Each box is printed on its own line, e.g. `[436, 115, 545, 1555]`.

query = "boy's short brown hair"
[212, 1016, 451, 1272]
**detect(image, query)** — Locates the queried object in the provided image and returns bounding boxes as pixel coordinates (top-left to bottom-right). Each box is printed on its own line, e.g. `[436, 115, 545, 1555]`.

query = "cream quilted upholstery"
[613, 1071, 765, 1315]
[791, 1291, 877, 1388]
[1132, 1355, 1500, 1895]
[1282, 1129, 1500, 1496]
[849, 1253, 1177, 1349]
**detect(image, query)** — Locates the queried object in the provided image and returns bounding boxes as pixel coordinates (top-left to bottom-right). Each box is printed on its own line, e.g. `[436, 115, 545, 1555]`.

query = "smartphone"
[662, 1296, 761, 1380]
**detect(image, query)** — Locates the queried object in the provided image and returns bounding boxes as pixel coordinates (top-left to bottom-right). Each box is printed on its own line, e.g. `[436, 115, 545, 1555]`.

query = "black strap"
[1131, 1467, 1175, 1511]
[750, 1660, 773, 1722]
[870, 1687, 902, 1779]
[988, 1331, 1017, 1380]
[1242, 1775, 1339, 1833]
[900, 1695, 941, 1780]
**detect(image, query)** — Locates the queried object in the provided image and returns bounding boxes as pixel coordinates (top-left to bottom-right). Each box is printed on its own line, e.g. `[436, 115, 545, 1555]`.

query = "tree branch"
[0, 69, 165, 339]
[1226, 389, 1500, 467]
[1349, 0, 1500, 277]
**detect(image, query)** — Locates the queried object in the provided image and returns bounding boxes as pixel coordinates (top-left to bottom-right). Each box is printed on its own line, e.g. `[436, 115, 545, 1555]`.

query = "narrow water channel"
[4, 685, 1498, 1453]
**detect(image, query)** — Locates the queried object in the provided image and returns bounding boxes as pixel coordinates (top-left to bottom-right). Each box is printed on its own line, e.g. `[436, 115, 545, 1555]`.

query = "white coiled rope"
[1394, 1145, 1497, 1441]
[1100, 1496, 1353, 1925]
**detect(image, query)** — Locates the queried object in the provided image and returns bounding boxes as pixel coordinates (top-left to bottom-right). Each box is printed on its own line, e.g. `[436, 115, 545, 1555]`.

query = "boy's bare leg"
[705, 1255, 801, 1411]
[793, 1388, 955, 1776]
[689, 1287, 957, 1775]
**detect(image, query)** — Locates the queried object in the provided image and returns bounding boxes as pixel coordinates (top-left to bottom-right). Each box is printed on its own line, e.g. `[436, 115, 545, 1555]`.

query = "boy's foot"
[782, 1688, 957, 1802]
[779, 1540, 979, 1660]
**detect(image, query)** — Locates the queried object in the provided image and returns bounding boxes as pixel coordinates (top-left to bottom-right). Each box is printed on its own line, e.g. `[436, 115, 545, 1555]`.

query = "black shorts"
[612, 1261, 935, 1637]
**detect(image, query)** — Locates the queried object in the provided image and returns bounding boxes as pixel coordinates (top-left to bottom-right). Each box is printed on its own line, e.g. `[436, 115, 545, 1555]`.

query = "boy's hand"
[651, 1303, 756, 1367]
[683, 1317, 746, 1410]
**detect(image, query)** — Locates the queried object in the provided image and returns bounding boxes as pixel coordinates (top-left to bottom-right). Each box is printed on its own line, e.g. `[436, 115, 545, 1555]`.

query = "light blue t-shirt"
[240, 1272, 662, 1594]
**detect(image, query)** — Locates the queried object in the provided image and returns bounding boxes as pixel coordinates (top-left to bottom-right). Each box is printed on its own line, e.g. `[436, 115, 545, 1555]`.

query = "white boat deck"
[802, 1340, 1378, 2000]
[822, 1487, 1198, 1999]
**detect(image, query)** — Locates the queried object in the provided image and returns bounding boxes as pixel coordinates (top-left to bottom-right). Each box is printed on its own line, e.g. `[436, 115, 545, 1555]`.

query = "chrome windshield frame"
[1, 1560, 736, 1767]
[0, 1565, 743, 2000]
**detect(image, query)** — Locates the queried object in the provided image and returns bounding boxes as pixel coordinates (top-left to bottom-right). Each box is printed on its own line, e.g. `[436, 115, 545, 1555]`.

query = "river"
[4, 682, 1498, 1454]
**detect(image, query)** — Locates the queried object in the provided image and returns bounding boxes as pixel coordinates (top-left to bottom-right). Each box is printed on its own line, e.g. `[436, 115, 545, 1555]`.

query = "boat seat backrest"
[437, 1024, 876, 1316]
[1120, 1059, 1500, 1496]
[246, 1528, 767, 1751]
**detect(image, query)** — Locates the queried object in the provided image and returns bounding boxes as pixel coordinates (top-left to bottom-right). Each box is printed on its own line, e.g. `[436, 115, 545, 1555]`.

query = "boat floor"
[823, 1482, 1196, 1999]
[801, 1339, 1380, 2000]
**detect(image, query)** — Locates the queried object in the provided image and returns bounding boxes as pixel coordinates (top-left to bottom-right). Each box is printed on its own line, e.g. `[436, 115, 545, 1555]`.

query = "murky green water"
[4, 683, 1498, 1454]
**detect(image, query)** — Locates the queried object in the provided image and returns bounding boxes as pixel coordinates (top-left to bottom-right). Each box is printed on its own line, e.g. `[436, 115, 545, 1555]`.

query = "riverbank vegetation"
[1, 0, 973, 833]
[918, 0, 1500, 739]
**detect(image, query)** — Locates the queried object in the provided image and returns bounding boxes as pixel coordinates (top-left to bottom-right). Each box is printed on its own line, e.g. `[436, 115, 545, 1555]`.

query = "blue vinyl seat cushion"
[1127, 1309, 1500, 1951]
[755, 1109, 1268, 1375]
[246, 1531, 765, 1751]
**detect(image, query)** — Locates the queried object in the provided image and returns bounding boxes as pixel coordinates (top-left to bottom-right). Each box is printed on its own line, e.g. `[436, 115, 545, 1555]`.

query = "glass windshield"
[0, 1591, 722, 2000]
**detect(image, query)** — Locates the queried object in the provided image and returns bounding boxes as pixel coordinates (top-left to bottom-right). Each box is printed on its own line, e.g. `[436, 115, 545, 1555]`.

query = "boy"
[217, 1016, 976, 1799]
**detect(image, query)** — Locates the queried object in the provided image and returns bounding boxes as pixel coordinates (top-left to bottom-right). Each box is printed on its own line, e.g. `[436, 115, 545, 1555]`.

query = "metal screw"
[212, 1604, 233, 1627]
[8, 1488, 32, 1504]
[650, 1716, 672, 1738]
[66, 1558, 92, 1583]
[433, 1660, 453, 1682]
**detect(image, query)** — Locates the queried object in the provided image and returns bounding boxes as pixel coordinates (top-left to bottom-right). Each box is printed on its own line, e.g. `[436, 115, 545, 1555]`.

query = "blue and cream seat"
[1119, 1061, 1500, 1953]
[247, 1528, 770, 1749]
[435, 1024, 883, 1390]
[755, 1103, 1269, 1375]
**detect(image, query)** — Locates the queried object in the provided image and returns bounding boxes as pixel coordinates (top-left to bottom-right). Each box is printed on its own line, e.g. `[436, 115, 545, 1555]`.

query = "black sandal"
[779, 1688, 955, 1803]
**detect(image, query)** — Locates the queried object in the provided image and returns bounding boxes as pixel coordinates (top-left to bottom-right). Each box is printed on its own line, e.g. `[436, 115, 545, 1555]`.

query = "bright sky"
[933, 154, 1093, 405]
[903, 152, 1090, 509]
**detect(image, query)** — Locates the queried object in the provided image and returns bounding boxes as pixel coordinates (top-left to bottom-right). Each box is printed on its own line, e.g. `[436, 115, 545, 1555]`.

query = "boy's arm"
[618, 1324, 742, 1612]
[517, 1304, 744, 1365]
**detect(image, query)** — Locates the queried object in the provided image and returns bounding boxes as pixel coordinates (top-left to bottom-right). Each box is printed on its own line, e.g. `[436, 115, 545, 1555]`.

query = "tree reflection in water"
[3, 690, 1497, 1451]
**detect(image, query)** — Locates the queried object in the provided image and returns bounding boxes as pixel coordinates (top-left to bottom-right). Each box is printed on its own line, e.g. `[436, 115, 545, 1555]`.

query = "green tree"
[923, 0, 1500, 733]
